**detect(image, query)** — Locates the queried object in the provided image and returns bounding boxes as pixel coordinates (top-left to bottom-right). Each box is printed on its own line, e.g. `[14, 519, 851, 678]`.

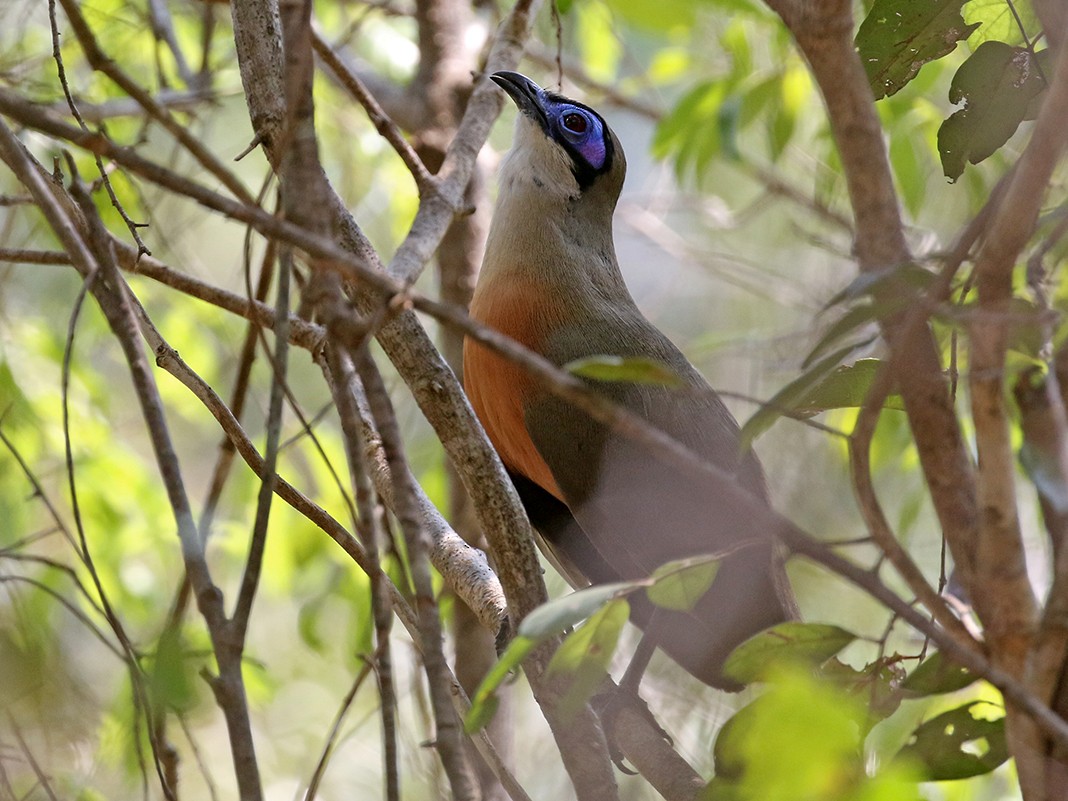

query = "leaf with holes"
[897, 701, 1008, 779]
[723, 622, 858, 685]
[938, 42, 1050, 180]
[856, 0, 978, 100]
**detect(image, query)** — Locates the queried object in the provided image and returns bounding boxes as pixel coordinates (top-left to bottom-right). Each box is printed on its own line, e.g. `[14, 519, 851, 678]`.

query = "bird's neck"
[479, 170, 629, 306]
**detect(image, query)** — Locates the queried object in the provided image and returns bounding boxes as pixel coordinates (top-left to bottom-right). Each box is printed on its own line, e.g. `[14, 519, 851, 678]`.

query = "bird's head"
[491, 71, 626, 212]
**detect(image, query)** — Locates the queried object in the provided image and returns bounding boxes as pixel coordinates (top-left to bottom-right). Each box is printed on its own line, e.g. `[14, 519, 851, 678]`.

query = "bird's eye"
[562, 112, 588, 135]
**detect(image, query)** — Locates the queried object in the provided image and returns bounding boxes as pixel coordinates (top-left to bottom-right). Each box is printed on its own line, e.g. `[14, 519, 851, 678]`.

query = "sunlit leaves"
[705, 665, 922, 801]
[938, 42, 1050, 179]
[963, 0, 1040, 46]
[897, 701, 1009, 780]
[856, 0, 978, 100]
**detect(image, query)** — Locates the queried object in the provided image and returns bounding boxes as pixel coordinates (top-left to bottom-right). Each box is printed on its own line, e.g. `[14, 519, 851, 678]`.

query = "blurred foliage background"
[0, 0, 1057, 798]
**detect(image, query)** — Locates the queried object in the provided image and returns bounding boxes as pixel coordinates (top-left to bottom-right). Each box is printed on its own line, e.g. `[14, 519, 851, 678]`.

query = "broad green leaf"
[465, 636, 536, 733]
[855, 0, 978, 100]
[963, 0, 1040, 46]
[938, 42, 1049, 180]
[647, 556, 722, 611]
[897, 701, 1008, 779]
[517, 581, 641, 640]
[546, 599, 630, 721]
[565, 355, 684, 387]
[794, 359, 906, 416]
[902, 651, 978, 696]
[723, 622, 858, 684]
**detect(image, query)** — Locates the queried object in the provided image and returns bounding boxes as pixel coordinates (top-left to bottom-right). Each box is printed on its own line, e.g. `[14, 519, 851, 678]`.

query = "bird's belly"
[464, 277, 564, 501]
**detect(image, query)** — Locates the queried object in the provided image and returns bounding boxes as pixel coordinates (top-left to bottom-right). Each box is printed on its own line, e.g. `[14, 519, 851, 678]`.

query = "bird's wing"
[522, 311, 797, 687]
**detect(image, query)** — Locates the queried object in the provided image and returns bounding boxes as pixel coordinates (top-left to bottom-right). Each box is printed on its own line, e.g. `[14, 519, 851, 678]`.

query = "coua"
[464, 71, 797, 690]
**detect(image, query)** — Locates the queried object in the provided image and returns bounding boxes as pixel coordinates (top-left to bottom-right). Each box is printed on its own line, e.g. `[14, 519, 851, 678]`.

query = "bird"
[463, 71, 797, 691]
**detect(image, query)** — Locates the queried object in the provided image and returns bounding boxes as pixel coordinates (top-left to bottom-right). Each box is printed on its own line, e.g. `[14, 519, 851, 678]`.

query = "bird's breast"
[465, 275, 565, 501]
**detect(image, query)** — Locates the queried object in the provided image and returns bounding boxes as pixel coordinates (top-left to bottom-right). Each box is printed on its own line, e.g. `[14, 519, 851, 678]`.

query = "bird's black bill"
[491, 71, 550, 133]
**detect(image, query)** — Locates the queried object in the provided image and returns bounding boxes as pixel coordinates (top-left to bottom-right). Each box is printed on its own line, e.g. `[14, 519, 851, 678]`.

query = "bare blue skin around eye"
[575, 128, 606, 171]
[548, 103, 607, 171]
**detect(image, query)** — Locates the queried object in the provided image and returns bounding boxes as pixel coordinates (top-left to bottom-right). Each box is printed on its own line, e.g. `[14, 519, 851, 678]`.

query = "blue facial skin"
[489, 72, 614, 188]
[547, 103, 607, 172]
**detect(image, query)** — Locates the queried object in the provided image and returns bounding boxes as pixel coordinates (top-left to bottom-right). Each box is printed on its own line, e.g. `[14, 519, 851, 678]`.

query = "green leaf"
[517, 581, 642, 640]
[546, 599, 630, 721]
[149, 631, 199, 713]
[710, 665, 884, 797]
[565, 355, 684, 387]
[938, 42, 1049, 180]
[464, 636, 536, 733]
[723, 622, 858, 685]
[740, 344, 860, 446]
[818, 658, 907, 727]
[794, 359, 906, 416]
[902, 651, 978, 696]
[897, 701, 1008, 779]
[855, 0, 979, 100]
[647, 555, 722, 611]
[963, 0, 1040, 46]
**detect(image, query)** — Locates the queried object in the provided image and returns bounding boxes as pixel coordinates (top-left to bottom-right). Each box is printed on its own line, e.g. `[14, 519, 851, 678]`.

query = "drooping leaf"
[897, 701, 1009, 779]
[855, 0, 979, 100]
[902, 651, 978, 696]
[545, 599, 630, 720]
[565, 355, 684, 387]
[938, 42, 1050, 180]
[723, 622, 858, 685]
[647, 555, 722, 611]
